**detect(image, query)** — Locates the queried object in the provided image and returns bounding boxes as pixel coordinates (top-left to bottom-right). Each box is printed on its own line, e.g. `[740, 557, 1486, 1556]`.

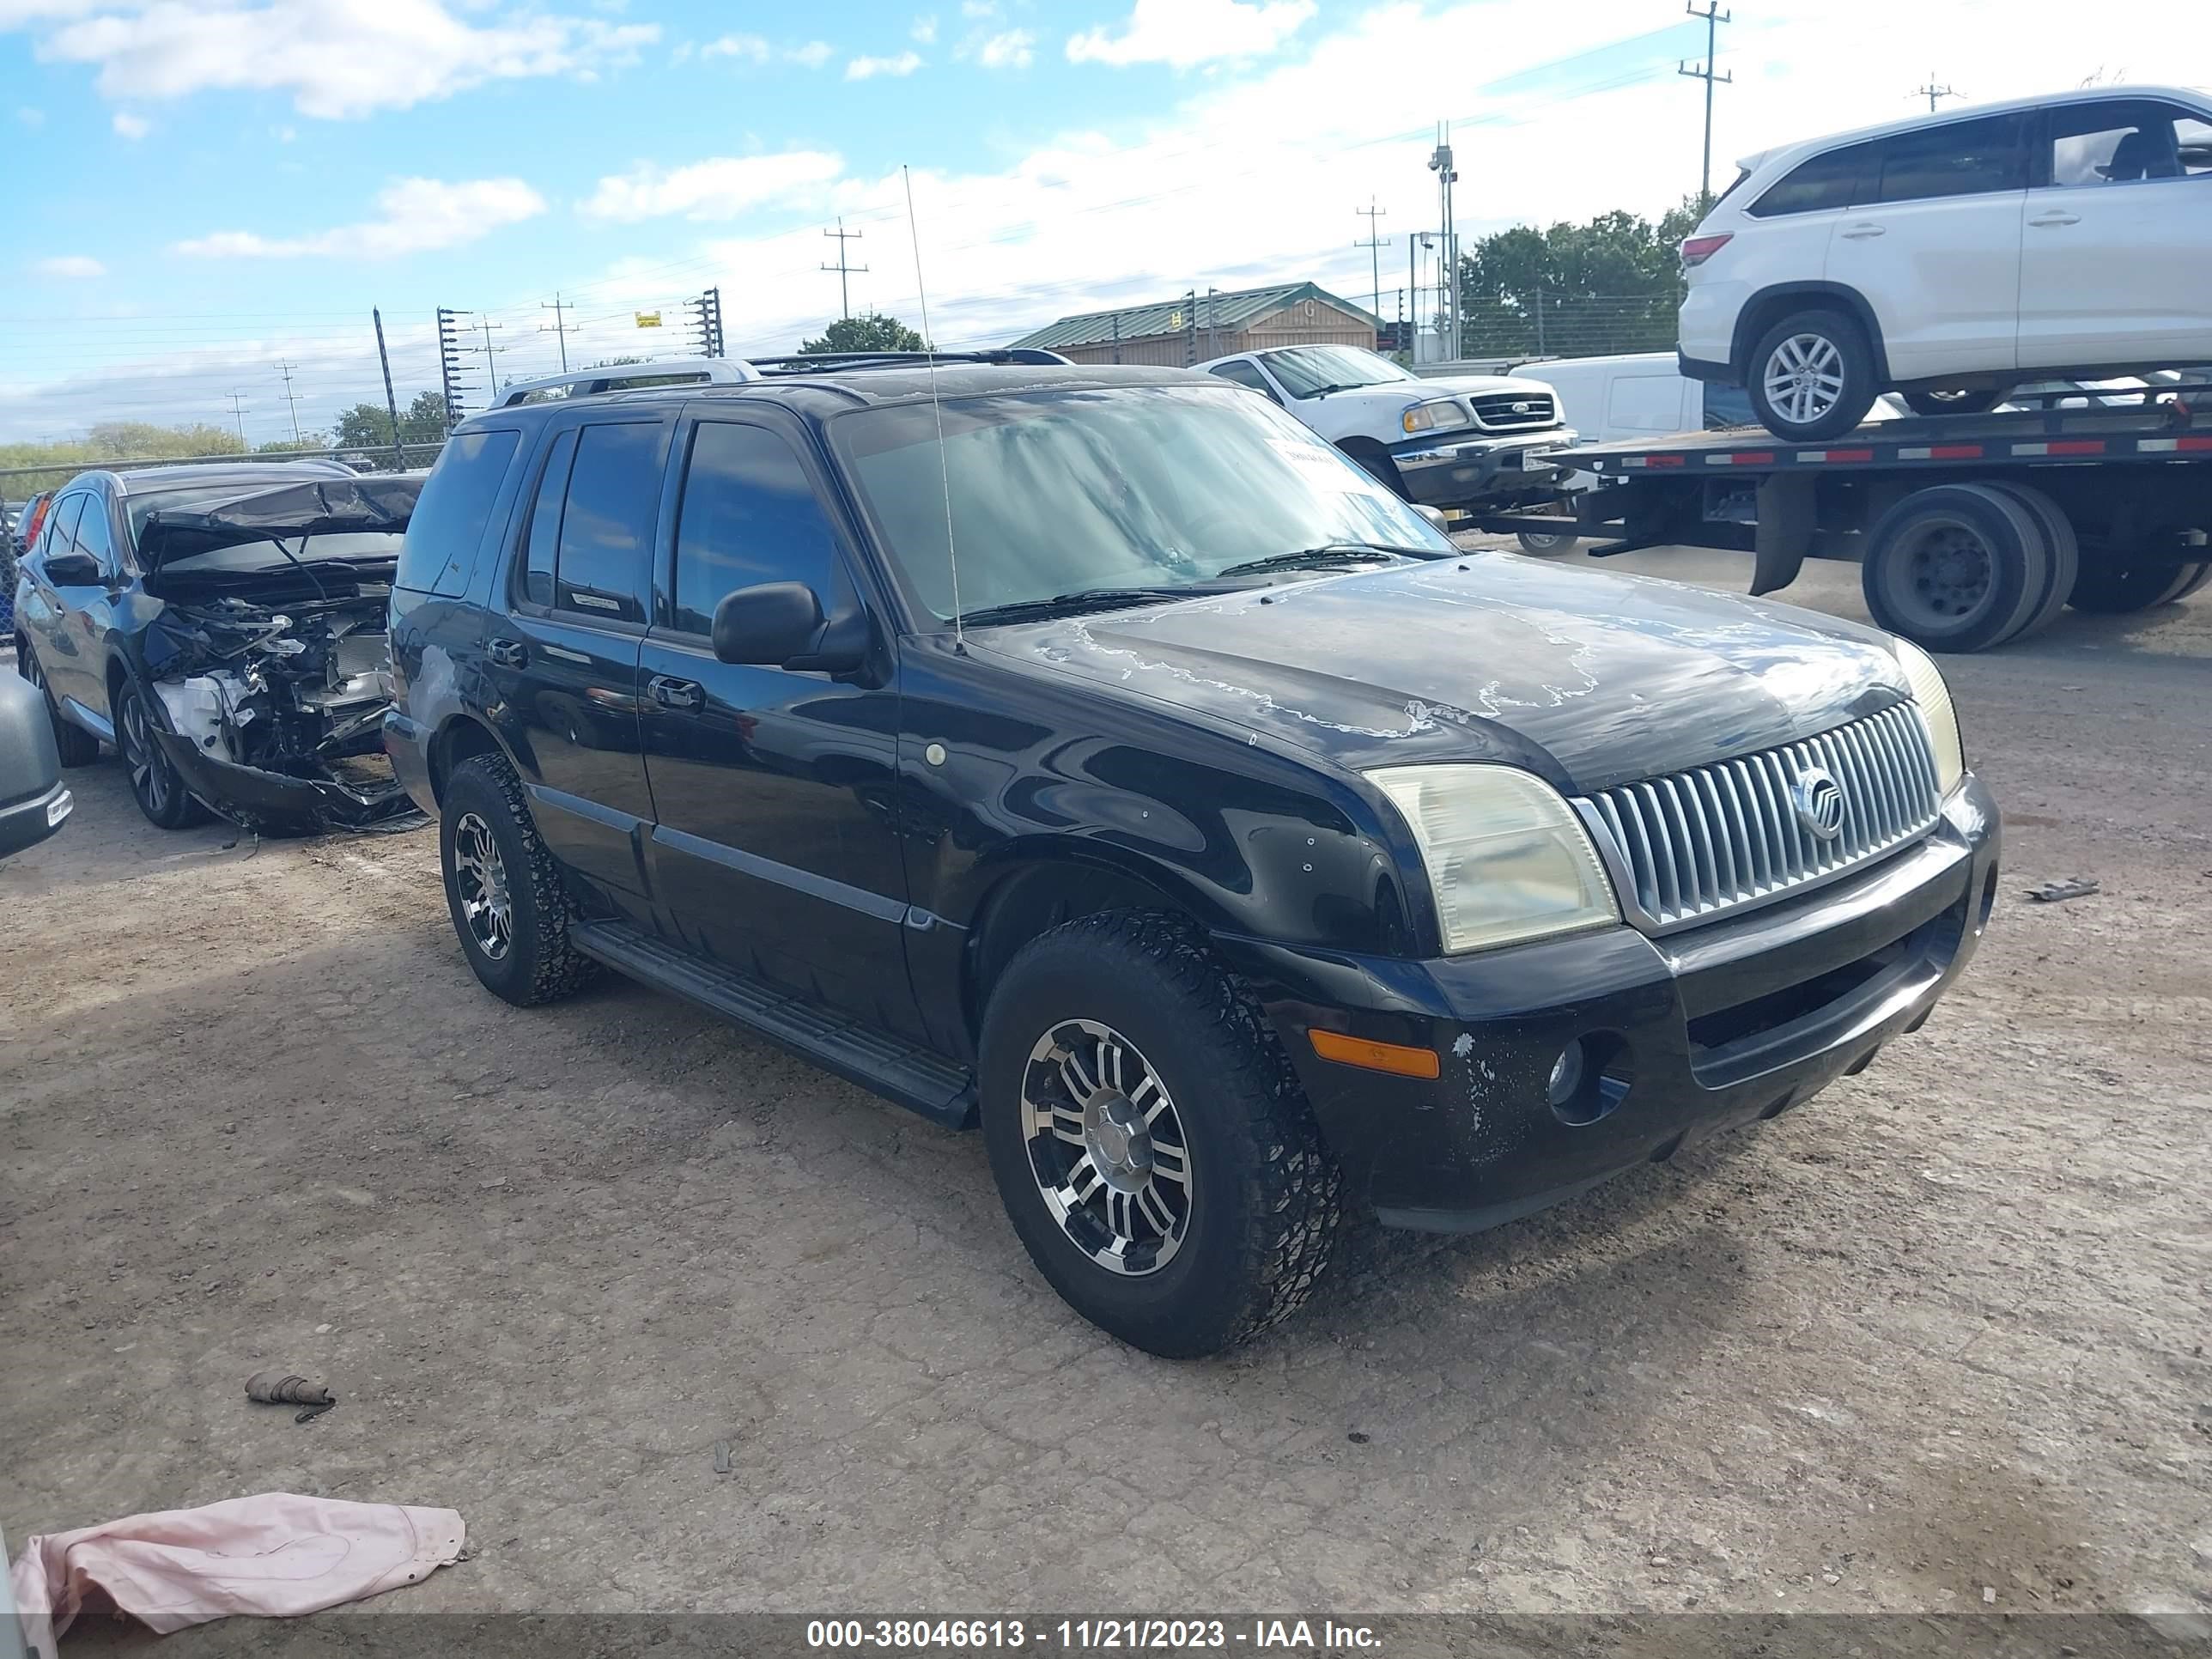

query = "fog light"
[1547, 1040, 1587, 1108]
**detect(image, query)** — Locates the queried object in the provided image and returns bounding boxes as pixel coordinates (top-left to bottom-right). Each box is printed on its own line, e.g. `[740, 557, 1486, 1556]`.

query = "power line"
[1679, 1, 1733, 210]
[1914, 74, 1960, 112]
[821, 218, 869, 320]
[539, 293, 574, 372]
[1354, 196, 1389, 322]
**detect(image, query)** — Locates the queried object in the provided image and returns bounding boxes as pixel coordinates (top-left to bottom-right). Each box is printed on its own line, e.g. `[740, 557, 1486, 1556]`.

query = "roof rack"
[492, 357, 759, 407]
[742, 348, 1072, 374]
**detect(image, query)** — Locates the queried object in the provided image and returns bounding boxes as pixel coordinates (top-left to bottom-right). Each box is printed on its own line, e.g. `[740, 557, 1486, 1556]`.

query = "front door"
[481, 414, 666, 898]
[2018, 97, 2212, 370]
[26, 493, 106, 721]
[635, 411, 920, 1037]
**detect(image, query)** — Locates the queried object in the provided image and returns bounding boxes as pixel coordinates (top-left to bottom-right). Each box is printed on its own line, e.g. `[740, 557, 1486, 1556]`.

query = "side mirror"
[40, 551, 104, 586]
[711, 581, 868, 674]
[1412, 504, 1449, 532]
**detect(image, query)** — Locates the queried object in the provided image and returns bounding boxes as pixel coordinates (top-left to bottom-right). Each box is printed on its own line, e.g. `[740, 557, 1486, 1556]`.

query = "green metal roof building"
[1008, 281, 1381, 367]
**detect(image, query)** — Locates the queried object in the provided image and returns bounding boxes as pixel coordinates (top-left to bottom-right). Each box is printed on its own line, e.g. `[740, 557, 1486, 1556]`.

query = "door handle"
[486, 637, 527, 668]
[1839, 222, 1887, 239]
[2028, 211, 2081, 228]
[648, 675, 704, 711]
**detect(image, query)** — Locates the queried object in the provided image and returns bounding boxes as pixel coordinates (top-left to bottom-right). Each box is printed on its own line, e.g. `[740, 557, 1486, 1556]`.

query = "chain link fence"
[1452, 294, 1685, 362]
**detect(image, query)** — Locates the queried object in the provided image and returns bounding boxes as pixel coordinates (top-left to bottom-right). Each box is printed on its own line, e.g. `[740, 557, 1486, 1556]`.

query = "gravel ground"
[3, 551, 2209, 1642]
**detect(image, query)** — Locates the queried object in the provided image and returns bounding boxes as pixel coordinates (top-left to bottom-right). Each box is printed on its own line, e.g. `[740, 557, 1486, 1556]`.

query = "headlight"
[1369, 763, 1619, 954]
[1401, 398, 1471, 435]
[1893, 640, 1966, 794]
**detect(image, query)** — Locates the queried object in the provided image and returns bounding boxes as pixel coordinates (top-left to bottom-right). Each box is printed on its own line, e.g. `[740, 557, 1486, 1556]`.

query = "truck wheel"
[115, 678, 210, 830]
[1901, 386, 2013, 418]
[440, 751, 599, 1006]
[16, 643, 100, 767]
[1747, 308, 1881, 441]
[1862, 483, 2050, 653]
[2069, 557, 2211, 613]
[1516, 526, 1578, 555]
[1985, 483, 2078, 638]
[978, 910, 1342, 1358]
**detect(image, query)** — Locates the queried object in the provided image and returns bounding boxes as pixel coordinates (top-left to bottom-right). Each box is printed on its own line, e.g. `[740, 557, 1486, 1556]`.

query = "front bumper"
[153, 728, 420, 833]
[1216, 776, 1999, 1231]
[0, 778, 70, 859]
[1389, 428, 1577, 509]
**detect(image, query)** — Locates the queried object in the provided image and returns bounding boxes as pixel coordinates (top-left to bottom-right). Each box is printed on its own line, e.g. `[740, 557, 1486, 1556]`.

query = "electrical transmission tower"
[1680, 1, 1734, 210]
[436, 307, 476, 428]
[1355, 197, 1389, 322]
[540, 293, 574, 372]
[1914, 74, 1959, 112]
[822, 219, 868, 320]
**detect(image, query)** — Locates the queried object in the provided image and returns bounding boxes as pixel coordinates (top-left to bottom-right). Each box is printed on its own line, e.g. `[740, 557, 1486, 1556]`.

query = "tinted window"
[1869, 114, 2025, 204]
[40, 495, 85, 562]
[555, 422, 659, 619]
[71, 495, 118, 574]
[398, 427, 521, 593]
[671, 423, 842, 636]
[1208, 360, 1273, 395]
[520, 428, 578, 609]
[1750, 143, 1874, 216]
[2045, 99, 2212, 186]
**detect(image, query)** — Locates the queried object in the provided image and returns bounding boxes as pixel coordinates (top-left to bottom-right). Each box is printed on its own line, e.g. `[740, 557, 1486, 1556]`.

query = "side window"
[1208, 360, 1275, 398]
[520, 428, 578, 609]
[1749, 142, 1873, 216]
[72, 495, 118, 575]
[670, 422, 844, 637]
[551, 422, 660, 621]
[40, 495, 85, 562]
[1869, 114, 2026, 204]
[2045, 100, 2212, 187]
[398, 426, 522, 594]
[1605, 375, 1692, 434]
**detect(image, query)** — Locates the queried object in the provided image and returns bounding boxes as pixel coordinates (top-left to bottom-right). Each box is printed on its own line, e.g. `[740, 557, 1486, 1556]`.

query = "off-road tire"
[17, 641, 100, 767]
[978, 910, 1342, 1358]
[441, 751, 599, 1006]
[114, 678, 210, 830]
[1747, 307, 1881, 441]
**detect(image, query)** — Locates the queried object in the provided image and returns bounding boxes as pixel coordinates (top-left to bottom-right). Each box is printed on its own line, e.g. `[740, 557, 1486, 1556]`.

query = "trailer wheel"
[1985, 483, 2078, 639]
[2069, 557, 2212, 613]
[1862, 483, 2051, 653]
[1747, 308, 1881, 441]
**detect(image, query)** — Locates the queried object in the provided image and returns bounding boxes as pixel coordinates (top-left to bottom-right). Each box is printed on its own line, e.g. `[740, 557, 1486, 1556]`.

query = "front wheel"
[440, 752, 599, 1006]
[115, 678, 209, 830]
[1747, 308, 1881, 441]
[979, 911, 1341, 1358]
[1901, 386, 2014, 418]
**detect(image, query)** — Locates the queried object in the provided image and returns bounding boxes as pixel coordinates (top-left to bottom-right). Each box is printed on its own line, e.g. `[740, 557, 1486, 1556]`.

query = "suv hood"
[976, 555, 1908, 794]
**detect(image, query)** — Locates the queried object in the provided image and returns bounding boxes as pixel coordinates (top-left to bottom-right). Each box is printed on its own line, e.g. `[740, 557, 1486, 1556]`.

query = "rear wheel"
[979, 911, 1341, 1358]
[1747, 308, 1881, 441]
[16, 643, 99, 767]
[1984, 483, 2078, 639]
[2068, 556, 2212, 614]
[1901, 386, 2014, 418]
[1516, 523, 1579, 555]
[440, 752, 599, 1006]
[1861, 483, 2050, 653]
[115, 678, 210, 830]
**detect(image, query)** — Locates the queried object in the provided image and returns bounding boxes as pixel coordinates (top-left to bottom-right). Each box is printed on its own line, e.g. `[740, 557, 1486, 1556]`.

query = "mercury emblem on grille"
[1792, 767, 1847, 842]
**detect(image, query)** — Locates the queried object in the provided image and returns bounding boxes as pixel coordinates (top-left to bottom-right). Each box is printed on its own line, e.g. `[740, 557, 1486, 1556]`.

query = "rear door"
[2018, 97, 2212, 369]
[27, 492, 103, 720]
[1825, 113, 2029, 380]
[483, 413, 666, 897]
[635, 410, 919, 1035]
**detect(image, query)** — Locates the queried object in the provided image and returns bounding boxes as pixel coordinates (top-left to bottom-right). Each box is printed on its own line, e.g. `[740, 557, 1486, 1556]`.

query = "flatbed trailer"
[1471, 384, 2212, 652]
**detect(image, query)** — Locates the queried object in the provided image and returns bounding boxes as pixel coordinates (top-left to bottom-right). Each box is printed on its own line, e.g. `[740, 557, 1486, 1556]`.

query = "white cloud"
[911, 12, 936, 43]
[845, 48, 922, 80]
[15, 105, 43, 125]
[173, 176, 546, 258]
[110, 108, 146, 137]
[1067, 0, 1313, 68]
[971, 28, 1032, 69]
[580, 150, 843, 222]
[959, 0, 994, 15]
[32, 254, 105, 278]
[700, 31, 768, 61]
[27, 1, 659, 120]
[788, 39, 832, 68]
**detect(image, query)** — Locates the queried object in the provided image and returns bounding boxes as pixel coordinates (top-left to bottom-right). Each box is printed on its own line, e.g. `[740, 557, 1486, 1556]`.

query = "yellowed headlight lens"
[1893, 641, 1966, 794]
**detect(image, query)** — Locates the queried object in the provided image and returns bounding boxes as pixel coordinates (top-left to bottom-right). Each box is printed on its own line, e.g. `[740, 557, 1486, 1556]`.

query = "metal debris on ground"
[2025, 878, 2100, 903]
[246, 1370, 337, 1423]
[712, 1440, 735, 1475]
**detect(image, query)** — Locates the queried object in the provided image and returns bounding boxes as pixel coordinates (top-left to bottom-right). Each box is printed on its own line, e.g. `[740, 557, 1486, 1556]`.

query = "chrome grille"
[1577, 702, 1942, 933]
[1469, 392, 1557, 432]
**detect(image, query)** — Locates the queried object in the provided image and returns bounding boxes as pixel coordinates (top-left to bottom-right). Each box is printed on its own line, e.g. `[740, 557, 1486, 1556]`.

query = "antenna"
[902, 164, 963, 653]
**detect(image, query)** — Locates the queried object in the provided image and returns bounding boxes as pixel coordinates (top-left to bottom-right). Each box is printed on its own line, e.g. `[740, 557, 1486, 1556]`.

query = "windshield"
[150, 529, 404, 576]
[835, 385, 1451, 622]
[1258, 346, 1415, 399]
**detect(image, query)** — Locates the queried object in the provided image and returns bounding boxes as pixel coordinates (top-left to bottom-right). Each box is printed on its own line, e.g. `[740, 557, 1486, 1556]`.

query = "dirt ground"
[4, 549, 2210, 1638]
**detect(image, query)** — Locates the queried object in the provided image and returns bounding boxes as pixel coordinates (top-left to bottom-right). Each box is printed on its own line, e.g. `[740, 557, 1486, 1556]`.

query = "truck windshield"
[834, 384, 1452, 623]
[1258, 346, 1416, 398]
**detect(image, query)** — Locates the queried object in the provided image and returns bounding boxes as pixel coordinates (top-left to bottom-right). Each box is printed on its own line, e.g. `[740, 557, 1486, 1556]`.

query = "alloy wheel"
[452, 811, 514, 962]
[1762, 332, 1846, 428]
[119, 690, 173, 817]
[1020, 1018, 1194, 1276]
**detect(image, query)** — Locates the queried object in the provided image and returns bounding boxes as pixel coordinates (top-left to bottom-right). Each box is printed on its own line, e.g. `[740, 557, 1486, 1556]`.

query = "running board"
[568, 919, 975, 1130]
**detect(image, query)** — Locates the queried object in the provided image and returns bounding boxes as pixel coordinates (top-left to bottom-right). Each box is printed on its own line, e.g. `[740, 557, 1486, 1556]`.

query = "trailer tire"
[2068, 557, 2211, 614]
[1747, 308, 1881, 441]
[1862, 483, 2050, 653]
[1985, 482, 2078, 639]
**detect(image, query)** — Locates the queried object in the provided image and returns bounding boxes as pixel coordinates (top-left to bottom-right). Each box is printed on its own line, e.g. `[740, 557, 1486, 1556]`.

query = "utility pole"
[1680, 2, 1734, 211]
[539, 292, 574, 372]
[1914, 73, 1958, 112]
[276, 361, 302, 442]
[1428, 127, 1460, 361]
[374, 308, 405, 467]
[227, 390, 249, 447]
[822, 218, 868, 320]
[477, 317, 506, 392]
[1355, 196, 1389, 321]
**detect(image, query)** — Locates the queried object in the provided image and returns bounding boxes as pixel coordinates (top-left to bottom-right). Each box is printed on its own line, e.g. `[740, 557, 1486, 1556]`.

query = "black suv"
[387, 356, 1999, 1357]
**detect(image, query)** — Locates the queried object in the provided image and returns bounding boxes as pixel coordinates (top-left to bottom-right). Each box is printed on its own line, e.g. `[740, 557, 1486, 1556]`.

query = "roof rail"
[492, 357, 759, 408]
[743, 348, 1072, 374]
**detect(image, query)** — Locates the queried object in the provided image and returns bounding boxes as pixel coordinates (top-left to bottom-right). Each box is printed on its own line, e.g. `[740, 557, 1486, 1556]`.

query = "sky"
[2, 0, 2206, 445]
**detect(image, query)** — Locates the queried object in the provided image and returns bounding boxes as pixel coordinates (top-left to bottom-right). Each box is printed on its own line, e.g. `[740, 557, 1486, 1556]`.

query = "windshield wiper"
[1298, 382, 1356, 399]
[1213, 543, 1434, 579]
[957, 586, 1194, 626]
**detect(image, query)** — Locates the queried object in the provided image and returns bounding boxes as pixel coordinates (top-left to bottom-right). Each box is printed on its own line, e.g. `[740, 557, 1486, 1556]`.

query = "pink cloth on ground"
[9, 1492, 464, 1652]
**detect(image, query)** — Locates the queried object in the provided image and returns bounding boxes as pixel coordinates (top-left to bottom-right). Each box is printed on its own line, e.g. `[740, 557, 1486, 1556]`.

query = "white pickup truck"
[1195, 343, 1575, 511]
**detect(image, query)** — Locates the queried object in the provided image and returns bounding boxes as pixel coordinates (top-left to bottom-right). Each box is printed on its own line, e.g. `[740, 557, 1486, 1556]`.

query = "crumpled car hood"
[136, 474, 422, 573]
[973, 553, 1910, 794]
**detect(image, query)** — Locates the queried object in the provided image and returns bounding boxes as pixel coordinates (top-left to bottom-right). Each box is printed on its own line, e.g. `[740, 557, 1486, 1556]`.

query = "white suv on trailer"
[1678, 85, 2212, 441]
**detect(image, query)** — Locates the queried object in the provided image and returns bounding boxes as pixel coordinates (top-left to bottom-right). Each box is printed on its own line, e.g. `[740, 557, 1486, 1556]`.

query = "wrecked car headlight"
[1892, 640, 1965, 795]
[1400, 398, 1473, 436]
[1368, 763, 1620, 954]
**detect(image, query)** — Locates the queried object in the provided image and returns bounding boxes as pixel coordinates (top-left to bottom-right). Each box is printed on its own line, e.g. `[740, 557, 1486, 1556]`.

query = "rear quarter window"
[397, 428, 523, 596]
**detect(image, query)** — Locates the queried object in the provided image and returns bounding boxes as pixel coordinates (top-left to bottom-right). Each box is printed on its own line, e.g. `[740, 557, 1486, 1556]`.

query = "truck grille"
[1576, 702, 1942, 933]
[1468, 392, 1557, 432]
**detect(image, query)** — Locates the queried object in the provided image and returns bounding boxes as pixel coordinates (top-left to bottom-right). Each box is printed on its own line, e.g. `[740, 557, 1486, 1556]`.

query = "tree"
[1454, 199, 1705, 359]
[332, 392, 449, 450]
[799, 313, 926, 355]
[258, 433, 331, 453]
